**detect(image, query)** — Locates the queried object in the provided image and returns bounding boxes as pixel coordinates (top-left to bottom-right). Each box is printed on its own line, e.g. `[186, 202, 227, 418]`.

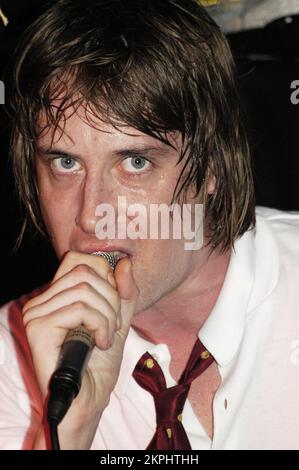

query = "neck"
[131, 247, 231, 346]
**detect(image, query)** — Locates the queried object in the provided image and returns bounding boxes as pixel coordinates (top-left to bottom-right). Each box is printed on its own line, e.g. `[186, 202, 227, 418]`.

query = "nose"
[75, 174, 114, 235]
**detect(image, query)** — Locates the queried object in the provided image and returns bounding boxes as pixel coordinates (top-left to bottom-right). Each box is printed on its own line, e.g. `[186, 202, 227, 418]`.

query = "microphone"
[47, 251, 119, 426]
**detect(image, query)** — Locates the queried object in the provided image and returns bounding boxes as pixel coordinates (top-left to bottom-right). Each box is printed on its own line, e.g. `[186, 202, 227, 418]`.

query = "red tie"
[132, 337, 214, 450]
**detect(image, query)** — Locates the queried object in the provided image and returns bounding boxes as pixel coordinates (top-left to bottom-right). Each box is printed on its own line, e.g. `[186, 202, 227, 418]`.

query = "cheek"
[116, 163, 181, 203]
[37, 168, 78, 255]
[39, 192, 74, 255]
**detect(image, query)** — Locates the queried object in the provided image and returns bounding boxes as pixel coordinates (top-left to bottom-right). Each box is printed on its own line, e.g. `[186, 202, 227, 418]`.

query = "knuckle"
[24, 317, 42, 341]
[65, 250, 78, 262]
[95, 317, 111, 349]
[71, 264, 91, 278]
[22, 308, 31, 325]
[76, 281, 93, 293]
[71, 300, 89, 312]
[22, 300, 32, 314]
[71, 264, 90, 284]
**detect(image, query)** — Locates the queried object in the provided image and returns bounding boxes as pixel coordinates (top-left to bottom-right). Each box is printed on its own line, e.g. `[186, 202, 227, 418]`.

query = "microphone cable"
[48, 419, 60, 450]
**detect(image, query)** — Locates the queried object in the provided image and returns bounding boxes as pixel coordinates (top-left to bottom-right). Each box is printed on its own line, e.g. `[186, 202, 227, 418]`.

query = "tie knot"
[153, 384, 190, 426]
[132, 338, 215, 449]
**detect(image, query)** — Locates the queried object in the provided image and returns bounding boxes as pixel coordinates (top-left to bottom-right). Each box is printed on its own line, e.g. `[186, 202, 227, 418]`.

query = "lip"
[73, 244, 133, 258]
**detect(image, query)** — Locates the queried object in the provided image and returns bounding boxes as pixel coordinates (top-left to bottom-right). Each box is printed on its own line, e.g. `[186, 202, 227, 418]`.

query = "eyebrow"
[36, 144, 175, 160]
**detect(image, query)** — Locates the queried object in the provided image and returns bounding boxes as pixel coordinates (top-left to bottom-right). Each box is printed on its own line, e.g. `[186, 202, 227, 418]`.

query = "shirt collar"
[114, 213, 280, 398]
[199, 214, 280, 366]
[114, 326, 157, 399]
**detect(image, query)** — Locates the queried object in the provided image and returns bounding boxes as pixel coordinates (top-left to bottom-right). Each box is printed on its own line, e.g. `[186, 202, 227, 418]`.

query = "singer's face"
[35, 104, 216, 313]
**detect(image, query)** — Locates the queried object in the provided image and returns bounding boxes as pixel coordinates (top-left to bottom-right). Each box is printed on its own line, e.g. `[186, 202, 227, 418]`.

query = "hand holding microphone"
[47, 252, 120, 429]
[22, 250, 138, 450]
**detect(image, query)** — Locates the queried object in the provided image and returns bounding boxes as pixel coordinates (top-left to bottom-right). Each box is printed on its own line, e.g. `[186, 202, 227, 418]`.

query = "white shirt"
[0, 206, 299, 450]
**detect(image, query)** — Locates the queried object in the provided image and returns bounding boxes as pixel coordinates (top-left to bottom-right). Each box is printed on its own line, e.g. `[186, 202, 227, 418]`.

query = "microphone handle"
[47, 326, 95, 424]
[57, 326, 95, 383]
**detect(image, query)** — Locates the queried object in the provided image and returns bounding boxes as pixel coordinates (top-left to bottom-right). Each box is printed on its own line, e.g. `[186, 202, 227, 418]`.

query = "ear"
[206, 171, 216, 195]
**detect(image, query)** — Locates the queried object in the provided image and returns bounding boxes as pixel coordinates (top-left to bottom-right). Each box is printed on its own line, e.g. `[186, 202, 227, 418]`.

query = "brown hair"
[10, 0, 255, 252]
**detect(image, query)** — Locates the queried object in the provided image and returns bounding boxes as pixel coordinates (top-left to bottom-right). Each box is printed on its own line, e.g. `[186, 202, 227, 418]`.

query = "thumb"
[114, 257, 139, 330]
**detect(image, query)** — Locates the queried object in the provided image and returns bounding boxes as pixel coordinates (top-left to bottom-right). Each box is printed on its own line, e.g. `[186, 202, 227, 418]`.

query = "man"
[0, 0, 298, 450]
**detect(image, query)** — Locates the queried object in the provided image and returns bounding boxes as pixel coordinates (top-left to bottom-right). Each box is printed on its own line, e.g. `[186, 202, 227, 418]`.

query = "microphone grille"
[92, 252, 118, 271]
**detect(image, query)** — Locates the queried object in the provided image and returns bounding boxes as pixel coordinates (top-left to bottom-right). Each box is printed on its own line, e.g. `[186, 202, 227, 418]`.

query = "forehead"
[36, 101, 182, 153]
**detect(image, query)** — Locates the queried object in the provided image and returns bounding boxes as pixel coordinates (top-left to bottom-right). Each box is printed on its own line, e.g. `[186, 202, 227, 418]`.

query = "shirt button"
[224, 398, 228, 410]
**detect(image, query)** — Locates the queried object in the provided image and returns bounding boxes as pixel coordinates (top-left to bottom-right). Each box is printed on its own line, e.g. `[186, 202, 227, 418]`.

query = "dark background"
[0, 1, 298, 306]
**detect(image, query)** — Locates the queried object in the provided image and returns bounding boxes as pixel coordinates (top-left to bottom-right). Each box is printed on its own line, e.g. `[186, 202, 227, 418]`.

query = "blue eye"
[60, 157, 76, 169]
[122, 156, 151, 173]
[51, 157, 81, 173]
[131, 157, 146, 169]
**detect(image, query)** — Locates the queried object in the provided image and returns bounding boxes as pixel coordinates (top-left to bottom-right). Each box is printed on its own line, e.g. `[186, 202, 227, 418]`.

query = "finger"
[114, 257, 138, 301]
[23, 265, 120, 319]
[114, 257, 139, 332]
[25, 301, 115, 350]
[53, 251, 114, 283]
[23, 283, 118, 334]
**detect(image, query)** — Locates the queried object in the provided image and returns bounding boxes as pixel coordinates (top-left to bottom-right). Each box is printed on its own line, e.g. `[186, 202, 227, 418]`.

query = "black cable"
[46, 372, 79, 451]
[49, 419, 60, 450]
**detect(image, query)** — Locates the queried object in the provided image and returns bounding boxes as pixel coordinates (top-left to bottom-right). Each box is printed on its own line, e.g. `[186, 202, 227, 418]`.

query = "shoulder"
[255, 206, 299, 259]
[255, 205, 299, 232]
[244, 207, 299, 312]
